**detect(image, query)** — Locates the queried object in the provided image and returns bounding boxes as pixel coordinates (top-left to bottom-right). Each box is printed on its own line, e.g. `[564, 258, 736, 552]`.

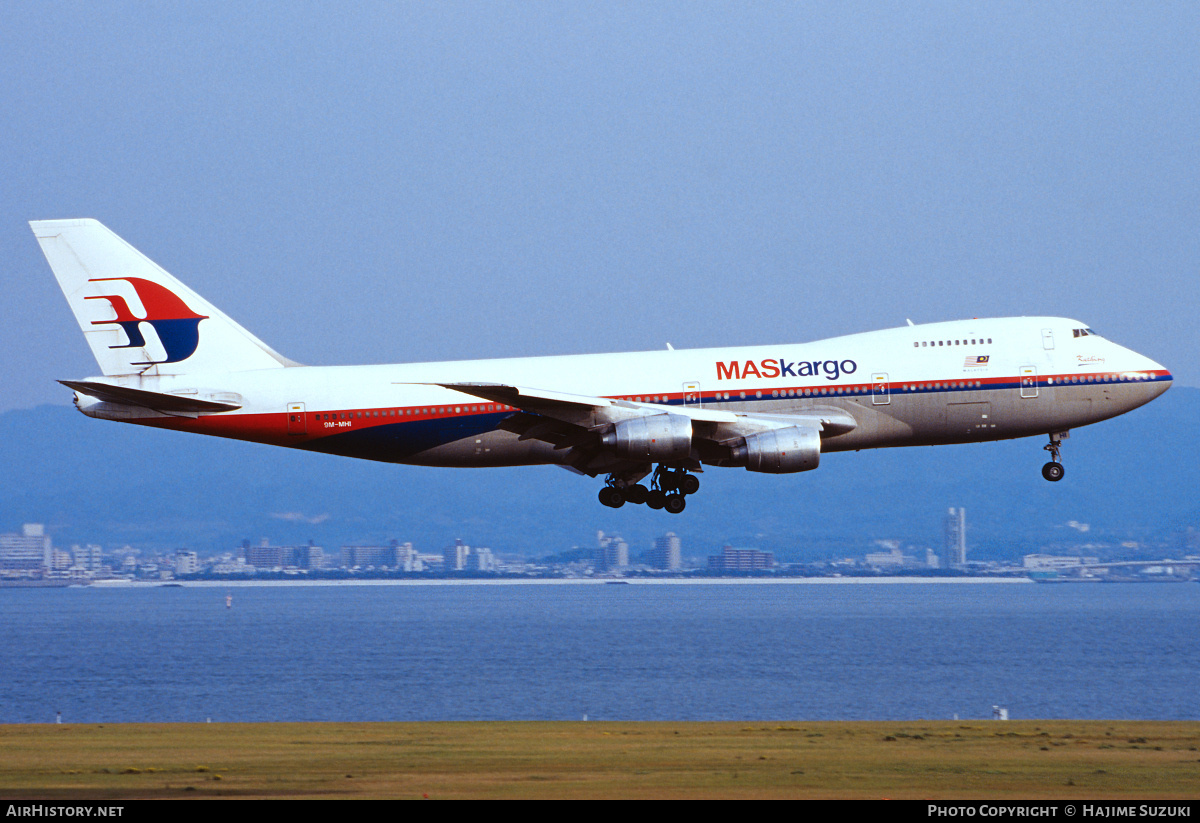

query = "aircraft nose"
[1134, 354, 1172, 402]
[1142, 355, 1172, 387]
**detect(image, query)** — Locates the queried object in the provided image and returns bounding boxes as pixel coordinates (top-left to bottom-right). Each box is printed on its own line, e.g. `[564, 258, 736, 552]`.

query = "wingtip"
[29, 218, 100, 237]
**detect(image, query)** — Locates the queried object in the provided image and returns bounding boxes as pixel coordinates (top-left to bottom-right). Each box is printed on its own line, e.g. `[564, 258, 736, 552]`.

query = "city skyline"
[7, 505, 1196, 585]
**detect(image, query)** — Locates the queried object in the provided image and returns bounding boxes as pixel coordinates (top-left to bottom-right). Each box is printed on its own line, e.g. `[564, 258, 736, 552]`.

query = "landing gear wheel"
[1042, 431, 1067, 482]
[1041, 462, 1064, 482]
[624, 484, 648, 505]
[598, 487, 626, 508]
[645, 490, 667, 510]
[679, 474, 700, 495]
[664, 494, 686, 514]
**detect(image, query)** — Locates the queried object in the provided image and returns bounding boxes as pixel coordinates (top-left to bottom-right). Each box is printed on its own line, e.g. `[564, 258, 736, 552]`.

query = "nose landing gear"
[1041, 431, 1067, 482]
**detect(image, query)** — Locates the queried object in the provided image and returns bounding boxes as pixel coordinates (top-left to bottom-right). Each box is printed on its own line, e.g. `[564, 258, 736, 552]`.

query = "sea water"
[1, 580, 1196, 723]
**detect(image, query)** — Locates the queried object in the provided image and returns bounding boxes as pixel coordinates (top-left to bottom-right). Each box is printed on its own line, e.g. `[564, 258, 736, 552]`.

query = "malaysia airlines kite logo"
[85, 277, 208, 365]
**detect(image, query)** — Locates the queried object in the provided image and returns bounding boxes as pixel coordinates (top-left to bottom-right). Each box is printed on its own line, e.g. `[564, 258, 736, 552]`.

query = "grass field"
[2, 720, 1199, 799]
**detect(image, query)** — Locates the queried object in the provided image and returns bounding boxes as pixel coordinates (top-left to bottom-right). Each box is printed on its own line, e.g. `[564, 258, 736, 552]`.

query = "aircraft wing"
[432, 381, 856, 473]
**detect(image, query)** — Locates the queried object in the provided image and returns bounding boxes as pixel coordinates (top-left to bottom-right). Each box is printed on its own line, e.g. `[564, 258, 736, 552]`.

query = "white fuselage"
[76, 315, 1171, 469]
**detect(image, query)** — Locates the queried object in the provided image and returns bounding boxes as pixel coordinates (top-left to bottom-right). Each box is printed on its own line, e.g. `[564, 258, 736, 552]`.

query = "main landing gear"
[598, 466, 700, 513]
[1041, 431, 1067, 482]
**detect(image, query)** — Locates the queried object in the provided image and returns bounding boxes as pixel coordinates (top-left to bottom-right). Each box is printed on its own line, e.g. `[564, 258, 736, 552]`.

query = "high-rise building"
[467, 546, 496, 572]
[393, 542, 423, 572]
[444, 539, 471, 571]
[0, 524, 52, 571]
[297, 542, 324, 570]
[596, 531, 629, 570]
[944, 507, 967, 568]
[175, 551, 199, 575]
[651, 532, 682, 570]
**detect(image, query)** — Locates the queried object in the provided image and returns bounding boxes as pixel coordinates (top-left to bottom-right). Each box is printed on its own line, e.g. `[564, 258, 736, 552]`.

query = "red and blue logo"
[85, 278, 208, 365]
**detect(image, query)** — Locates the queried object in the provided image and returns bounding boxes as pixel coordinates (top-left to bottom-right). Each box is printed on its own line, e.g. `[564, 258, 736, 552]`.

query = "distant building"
[467, 546, 496, 572]
[244, 539, 325, 569]
[72, 544, 103, 573]
[864, 548, 907, 568]
[212, 557, 254, 575]
[708, 546, 775, 571]
[341, 545, 395, 568]
[651, 532, 682, 570]
[1023, 554, 1099, 571]
[175, 551, 199, 575]
[943, 508, 967, 568]
[596, 531, 629, 570]
[393, 542, 423, 572]
[0, 524, 52, 571]
[444, 539, 471, 571]
[246, 539, 286, 569]
[297, 542, 324, 570]
[417, 553, 443, 570]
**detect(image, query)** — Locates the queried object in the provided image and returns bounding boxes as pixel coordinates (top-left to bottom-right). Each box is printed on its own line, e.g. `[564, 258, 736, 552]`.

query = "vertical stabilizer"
[30, 219, 296, 376]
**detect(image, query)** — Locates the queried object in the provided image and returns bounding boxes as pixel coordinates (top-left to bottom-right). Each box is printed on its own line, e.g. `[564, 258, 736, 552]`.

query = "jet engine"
[601, 413, 693, 461]
[730, 426, 821, 473]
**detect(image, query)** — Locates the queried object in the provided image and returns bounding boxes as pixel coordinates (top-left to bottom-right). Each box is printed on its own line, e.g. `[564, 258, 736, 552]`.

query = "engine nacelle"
[731, 426, 821, 474]
[601, 413, 693, 462]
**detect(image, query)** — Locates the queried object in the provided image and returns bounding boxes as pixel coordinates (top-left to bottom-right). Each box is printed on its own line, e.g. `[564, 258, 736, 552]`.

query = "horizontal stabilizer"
[59, 380, 243, 413]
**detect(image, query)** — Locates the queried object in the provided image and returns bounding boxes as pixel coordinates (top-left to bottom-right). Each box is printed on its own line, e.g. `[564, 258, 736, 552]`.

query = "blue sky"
[4, 2, 1197, 412]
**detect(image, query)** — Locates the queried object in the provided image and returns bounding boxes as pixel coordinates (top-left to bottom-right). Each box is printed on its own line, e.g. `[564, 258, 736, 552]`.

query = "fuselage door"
[1042, 328, 1055, 350]
[682, 381, 701, 407]
[287, 402, 307, 435]
[1019, 366, 1039, 398]
[872, 373, 891, 405]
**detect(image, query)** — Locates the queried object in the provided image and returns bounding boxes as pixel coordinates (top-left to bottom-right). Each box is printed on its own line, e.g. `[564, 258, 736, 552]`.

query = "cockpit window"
[1072, 328, 1100, 338]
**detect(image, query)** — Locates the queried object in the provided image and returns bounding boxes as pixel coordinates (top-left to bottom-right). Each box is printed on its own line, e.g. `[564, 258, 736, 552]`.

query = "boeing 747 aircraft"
[32, 219, 1172, 514]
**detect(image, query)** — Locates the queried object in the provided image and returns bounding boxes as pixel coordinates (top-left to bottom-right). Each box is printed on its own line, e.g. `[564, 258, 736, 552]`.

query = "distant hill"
[2, 389, 1197, 561]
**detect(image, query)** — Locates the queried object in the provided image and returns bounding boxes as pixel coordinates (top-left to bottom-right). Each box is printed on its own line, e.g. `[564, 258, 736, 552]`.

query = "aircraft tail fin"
[30, 218, 297, 377]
